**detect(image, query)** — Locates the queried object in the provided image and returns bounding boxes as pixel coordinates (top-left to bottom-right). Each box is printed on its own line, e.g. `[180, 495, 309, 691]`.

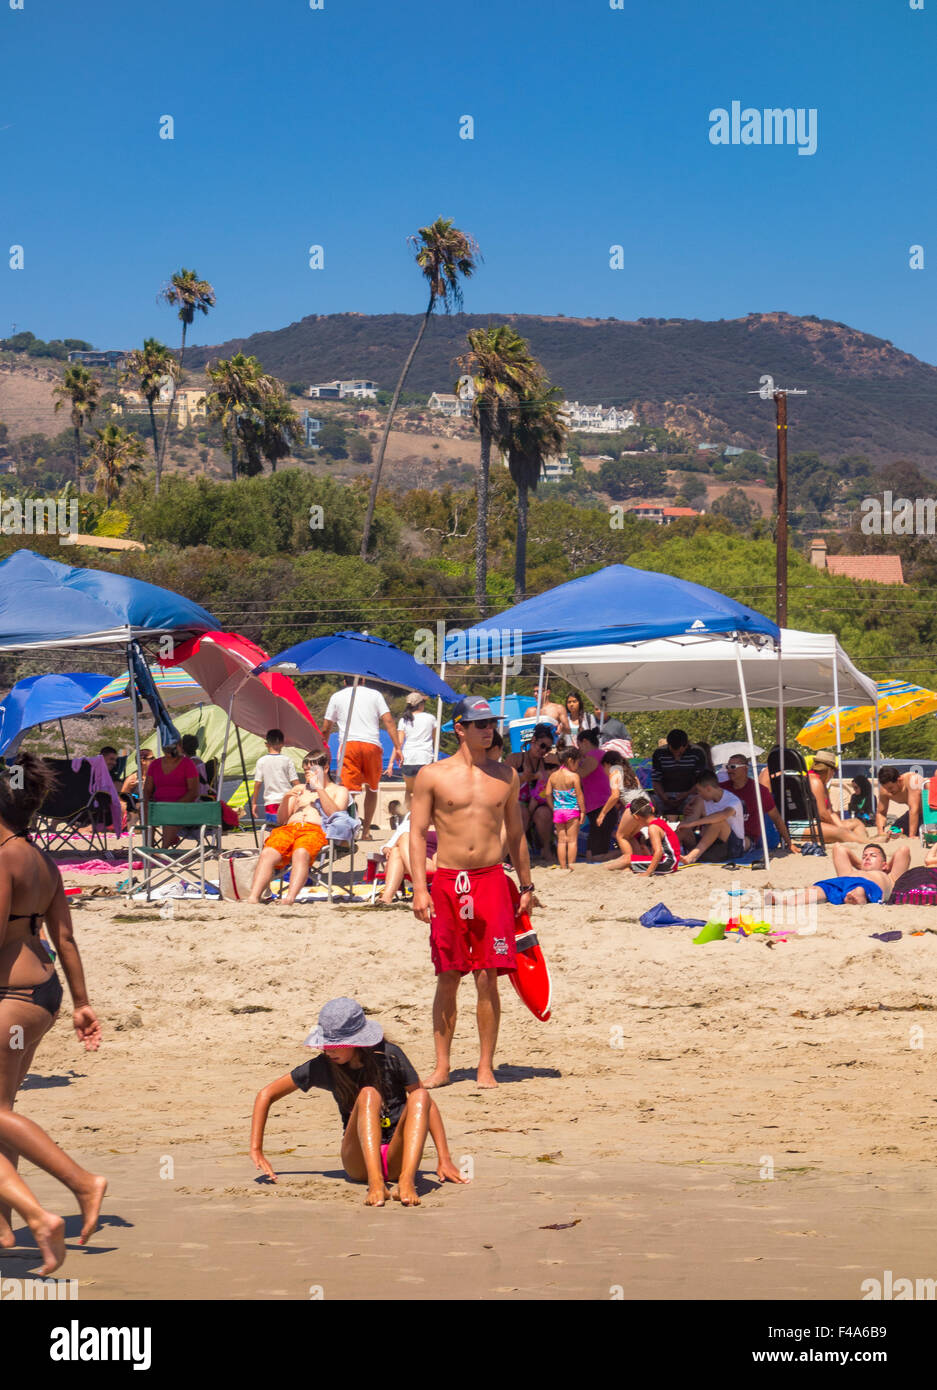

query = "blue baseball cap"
[452, 696, 496, 724]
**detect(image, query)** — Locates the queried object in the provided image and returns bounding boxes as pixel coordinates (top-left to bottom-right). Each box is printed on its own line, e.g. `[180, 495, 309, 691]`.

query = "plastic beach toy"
[693, 921, 727, 944]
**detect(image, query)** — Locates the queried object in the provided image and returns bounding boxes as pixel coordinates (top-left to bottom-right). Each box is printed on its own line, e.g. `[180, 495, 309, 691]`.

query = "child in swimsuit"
[250, 997, 466, 1208]
[601, 795, 669, 875]
[545, 748, 586, 870]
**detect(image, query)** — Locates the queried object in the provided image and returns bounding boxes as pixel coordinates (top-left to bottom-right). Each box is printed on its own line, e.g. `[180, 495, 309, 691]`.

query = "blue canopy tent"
[0, 550, 218, 888]
[255, 631, 459, 779]
[441, 691, 530, 734]
[0, 672, 113, 757]
[453, 565, 781, 866]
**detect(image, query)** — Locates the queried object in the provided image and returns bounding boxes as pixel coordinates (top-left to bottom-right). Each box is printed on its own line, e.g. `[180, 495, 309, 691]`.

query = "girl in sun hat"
[249, 997, 465, 1208]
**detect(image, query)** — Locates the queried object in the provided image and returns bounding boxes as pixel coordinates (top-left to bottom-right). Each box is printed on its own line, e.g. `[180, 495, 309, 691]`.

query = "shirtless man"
[765, 841, 910, 909]
[807, 749, 868, 843]
[523, 685, 569, 737]
[876, 766, 923, 840]
[247, 752, 350, 905]
[409, 697, 534, 1089]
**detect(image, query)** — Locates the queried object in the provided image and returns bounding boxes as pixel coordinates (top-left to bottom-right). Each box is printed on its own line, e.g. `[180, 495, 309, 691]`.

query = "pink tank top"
[579, 761, 611, 813]
[149, 756, 198, 802]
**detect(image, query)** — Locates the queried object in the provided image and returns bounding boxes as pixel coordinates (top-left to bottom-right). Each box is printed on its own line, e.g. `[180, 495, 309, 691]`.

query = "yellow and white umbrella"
[797, 680, 937, 750]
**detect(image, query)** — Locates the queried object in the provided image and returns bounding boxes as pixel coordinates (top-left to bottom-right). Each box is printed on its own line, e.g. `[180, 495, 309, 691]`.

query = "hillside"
[186, 311, 937, 467]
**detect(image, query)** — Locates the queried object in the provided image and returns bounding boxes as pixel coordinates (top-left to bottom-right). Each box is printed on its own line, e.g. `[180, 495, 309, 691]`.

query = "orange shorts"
[341, 741, 382, 791]
[265, 821, 327, 869]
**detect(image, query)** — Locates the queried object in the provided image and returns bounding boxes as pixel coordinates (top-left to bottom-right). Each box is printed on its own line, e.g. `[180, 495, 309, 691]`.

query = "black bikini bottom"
[0, 971, 64, 1017]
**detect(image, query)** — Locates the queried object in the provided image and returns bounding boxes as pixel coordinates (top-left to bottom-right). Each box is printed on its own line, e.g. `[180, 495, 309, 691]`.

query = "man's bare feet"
[394, 1180, 421, 1207]
[365, 1181, 390, 1207]
[476, 1067, 498, 1089]
[77, 1175, 107, 1245]
[422, 1070, 450, 1089]
[28, 1210, 66, 1275]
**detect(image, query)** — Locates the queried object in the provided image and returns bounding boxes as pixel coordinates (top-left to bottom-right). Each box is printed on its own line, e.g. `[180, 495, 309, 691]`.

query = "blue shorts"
[814, 875, 884, 905]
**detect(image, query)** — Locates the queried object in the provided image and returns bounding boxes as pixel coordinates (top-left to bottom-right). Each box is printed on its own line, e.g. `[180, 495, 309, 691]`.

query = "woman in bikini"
[0, 754, 106, 1274]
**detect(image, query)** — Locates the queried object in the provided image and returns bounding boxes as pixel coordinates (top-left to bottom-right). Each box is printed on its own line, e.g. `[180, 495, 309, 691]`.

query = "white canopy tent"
[541, 629, 877, 712]
[543, 628, 879, 836]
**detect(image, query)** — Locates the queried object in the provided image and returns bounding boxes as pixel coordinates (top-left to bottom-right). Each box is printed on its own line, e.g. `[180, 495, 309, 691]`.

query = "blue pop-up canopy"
[456, 564, 779, 657]
[441, 691, 530, 733]
[255, 631, 459, 700]
[0, 549, 218, 650]
[0, 672, 113, 756]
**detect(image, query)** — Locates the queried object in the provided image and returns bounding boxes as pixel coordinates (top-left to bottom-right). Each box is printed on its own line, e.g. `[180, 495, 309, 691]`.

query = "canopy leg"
[498, 657, 508, 733]
[233, 721, 258, 849]
[126, 642, 144, 900]
[735, 643, 769, 869]
[434, 661, 446, 760]
[832, 660, 845, 817]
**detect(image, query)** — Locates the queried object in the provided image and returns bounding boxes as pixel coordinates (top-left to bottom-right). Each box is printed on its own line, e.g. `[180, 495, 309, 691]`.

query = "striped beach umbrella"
[796, 680, 937, 749]
[82, 664, 206, 712]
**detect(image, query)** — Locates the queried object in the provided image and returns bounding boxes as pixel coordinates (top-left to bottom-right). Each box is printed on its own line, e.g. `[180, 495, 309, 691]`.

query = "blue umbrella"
[255, 631, 458, 700]
[0, 672, 113, 756]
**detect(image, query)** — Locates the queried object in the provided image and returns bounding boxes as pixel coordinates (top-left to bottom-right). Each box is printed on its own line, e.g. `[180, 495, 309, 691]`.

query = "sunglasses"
[467, 718, 497, 730]
[727, 761, 747, 769]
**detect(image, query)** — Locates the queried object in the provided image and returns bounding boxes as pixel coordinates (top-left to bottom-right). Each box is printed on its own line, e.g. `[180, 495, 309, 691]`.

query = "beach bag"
[890, 867, 937, 906]
[218, 850, 261, 901]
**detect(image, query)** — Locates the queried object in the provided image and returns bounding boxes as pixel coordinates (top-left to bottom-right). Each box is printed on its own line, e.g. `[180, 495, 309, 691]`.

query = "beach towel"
[639, 903, 706, 929]
[62, 858, 143, 874]
[72, 754, 123, 834]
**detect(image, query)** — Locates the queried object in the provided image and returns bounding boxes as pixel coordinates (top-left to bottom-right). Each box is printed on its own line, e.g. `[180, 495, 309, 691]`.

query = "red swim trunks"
[429, 864, 518, 976]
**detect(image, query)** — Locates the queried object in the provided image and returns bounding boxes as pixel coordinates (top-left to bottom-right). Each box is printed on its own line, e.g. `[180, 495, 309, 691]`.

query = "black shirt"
[651, 745, 708, 796]
[290, 1042, 420, 1141]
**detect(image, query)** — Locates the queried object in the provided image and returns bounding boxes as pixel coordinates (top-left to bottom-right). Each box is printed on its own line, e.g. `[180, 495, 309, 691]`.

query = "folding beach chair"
[129, 801, 223, 900]
[766, 747, 825, 849]
[32, 758, 113, 856]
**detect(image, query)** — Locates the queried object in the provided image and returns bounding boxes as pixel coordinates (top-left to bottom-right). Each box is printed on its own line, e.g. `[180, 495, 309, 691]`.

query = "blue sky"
[2, 0, 935, 362]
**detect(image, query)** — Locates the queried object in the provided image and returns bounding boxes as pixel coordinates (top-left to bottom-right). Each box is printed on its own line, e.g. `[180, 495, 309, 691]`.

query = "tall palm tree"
[121, 338, 179, 492]
[204, 352, 275, 480]
[457, 325, 541, 613]
[505, 381, 568, 603]
[86, 424, 146, 505]
[53, 365, 100, 491]
[359, 217, 479, 558]
[157, 268, 216, 481]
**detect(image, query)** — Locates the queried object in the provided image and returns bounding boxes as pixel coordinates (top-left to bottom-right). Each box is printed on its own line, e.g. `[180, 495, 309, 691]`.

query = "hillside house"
[307, 379, 378, 400]
[809, 538, 904, 585]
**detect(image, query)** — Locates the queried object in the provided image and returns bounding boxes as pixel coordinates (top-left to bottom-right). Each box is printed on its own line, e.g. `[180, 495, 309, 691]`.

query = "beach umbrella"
[0, 672, 113, 756]
[797, 680, 937, 750]
[82, 664, 205, 712]
[255, 631, 459, 701]
[168, 631, 323, 753]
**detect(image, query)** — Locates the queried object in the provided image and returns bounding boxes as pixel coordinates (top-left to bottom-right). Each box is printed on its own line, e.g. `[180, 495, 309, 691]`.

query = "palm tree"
[53, 365, 100, 491]
[359, 218, 479, 558]
[86, 424, 146, 504]
[457, 325, 541, 613]
[157, 268, 216, 480]
[204, 352, 275, 480]
[121, 338, 179, 492]
[253, 387, 303, 474]
[505, 382, 568, 603]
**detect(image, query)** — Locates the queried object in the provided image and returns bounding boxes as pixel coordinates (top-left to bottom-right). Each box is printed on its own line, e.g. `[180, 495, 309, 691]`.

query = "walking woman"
[0, 754, 105, 1273]
[389, 693, 438, 809]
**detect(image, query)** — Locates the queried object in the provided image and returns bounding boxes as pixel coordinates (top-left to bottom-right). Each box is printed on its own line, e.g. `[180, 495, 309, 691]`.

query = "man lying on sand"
[409, 697, 534, 1090]
[764, 842, 911, 908]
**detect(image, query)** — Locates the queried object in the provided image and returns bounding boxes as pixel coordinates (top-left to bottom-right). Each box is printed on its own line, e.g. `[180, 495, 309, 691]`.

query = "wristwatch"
[517, 883, 535, 894]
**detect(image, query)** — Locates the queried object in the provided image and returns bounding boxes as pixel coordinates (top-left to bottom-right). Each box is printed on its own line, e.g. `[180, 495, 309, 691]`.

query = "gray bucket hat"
[303, 997, 383, 1050]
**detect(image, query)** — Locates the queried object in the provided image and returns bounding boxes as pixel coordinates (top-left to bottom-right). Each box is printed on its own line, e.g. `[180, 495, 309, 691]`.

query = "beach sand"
[5, 841, 937, 1301]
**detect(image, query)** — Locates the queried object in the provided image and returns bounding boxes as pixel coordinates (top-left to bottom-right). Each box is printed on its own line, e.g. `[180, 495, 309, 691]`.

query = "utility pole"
[750, 375, 807, 756]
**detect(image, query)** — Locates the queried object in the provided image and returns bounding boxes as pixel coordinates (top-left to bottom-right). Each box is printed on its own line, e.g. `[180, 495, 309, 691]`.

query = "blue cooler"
[508, 718, 541, 753]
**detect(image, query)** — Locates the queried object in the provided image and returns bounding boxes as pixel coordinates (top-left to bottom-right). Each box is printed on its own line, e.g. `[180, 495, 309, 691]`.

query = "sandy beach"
[4, 836, 937, 1302]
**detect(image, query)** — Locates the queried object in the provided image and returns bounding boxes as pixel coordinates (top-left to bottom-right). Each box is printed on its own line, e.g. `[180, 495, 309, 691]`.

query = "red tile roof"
[662, 507, 700, 517]
[826, 555, 904, 585]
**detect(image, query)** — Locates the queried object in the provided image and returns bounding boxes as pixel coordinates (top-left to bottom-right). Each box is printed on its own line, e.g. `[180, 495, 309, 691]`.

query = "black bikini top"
[1, 830, 45, 932]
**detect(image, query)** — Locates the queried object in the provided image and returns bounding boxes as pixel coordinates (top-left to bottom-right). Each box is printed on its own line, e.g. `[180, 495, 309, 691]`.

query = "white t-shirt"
[324, 685, 390, 748]
[253, 753, 299, 806]
[704, 788, 744, 841]
[397, 710, 436, 766]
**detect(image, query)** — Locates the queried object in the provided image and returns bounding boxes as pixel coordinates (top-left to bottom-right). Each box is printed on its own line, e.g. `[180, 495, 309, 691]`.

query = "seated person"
[247, 753, 350, 905]
[677, 772, 745, 864]
[507, 725, 557, 848]
[120, 748, 154, 826]
[143, 742, 200, 848]
[765, 841, 910, 908]
[718, 755, 796, 853]
[876, 765, 923, 839]
[594, 749, 642, 834]
[181, 734, 211, 795]
[847, 775, 875, 825]
[377, 813, 439, 905]
[99, 745, 120, 781]
[807, 750, 868, 843]
[600, 795, 672, 876]
[651, 729, 709, 817]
